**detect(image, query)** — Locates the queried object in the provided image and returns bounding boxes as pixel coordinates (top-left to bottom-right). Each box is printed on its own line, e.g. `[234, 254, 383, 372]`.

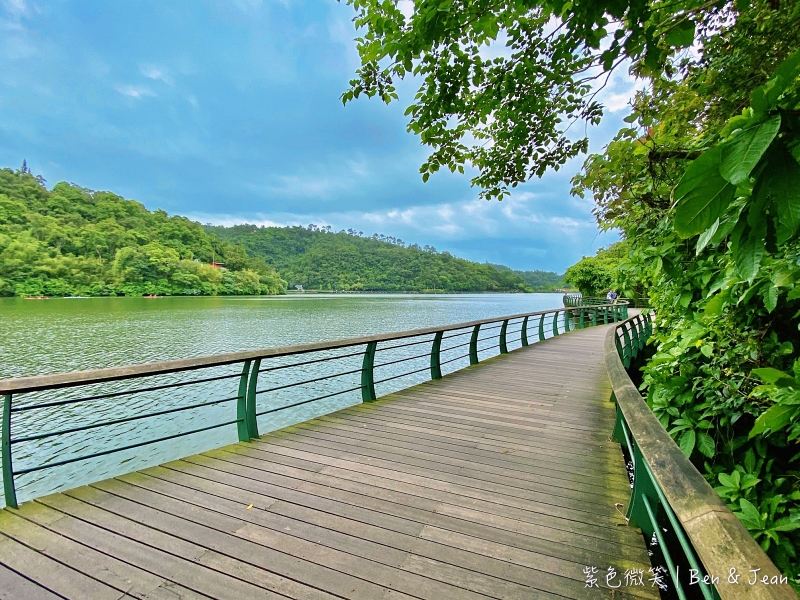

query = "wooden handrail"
[604, 317, 795, 599]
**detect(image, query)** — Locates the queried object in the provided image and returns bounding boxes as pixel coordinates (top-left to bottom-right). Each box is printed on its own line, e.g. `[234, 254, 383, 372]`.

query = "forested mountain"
[0, 167, 531, 296]
[205, 224, 530, 292]
[486, 264, 566, 291]
[0, 168, 286, 297]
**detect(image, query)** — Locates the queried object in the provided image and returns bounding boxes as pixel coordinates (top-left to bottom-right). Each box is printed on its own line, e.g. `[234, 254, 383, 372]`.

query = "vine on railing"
[0, 302, 628, 509]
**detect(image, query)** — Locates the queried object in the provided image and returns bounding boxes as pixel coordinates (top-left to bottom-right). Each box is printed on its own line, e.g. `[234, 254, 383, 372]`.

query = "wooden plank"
[271, 420, 629, 487]
[204, 444, 630, 524]
[244, 434, 632, 503]
[82, 480, 497, 600]
[174, 451, 650, 575]
[0, 563, 62, 600]
[198, 444, 638, 538]
[297, 412, 624, 474]
[31, 494, 303, 600]
[133, 466, 654, 600]
[0, 532, 126, 600]
[126, 467, 649, 589]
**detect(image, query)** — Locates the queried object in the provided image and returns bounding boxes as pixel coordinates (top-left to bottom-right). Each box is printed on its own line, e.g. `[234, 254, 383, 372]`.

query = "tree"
[564, 243, 626, 296]
[0, 169, 287, 297]
[342, 0, 721, 199]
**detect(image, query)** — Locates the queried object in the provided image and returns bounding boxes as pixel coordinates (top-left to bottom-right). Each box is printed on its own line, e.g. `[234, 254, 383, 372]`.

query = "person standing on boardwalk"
[607, 289, 618, 304]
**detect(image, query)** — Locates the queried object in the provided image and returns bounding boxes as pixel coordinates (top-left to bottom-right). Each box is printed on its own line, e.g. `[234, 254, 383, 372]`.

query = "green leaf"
[744, 449, 756, 474]
[718, 472, 738, 488]
[674, 146, 736, 237]
[697, 432, 715, 458]
[696, 219, 719, 255]
[704, 290, 729, 316]
[679, 429, 696, 457]
[719, 116, 781, 186]
[760, 144, 800, 244]
[787, 287, 800, 301]
[749, 404, 796, 438]
[773, 518, 800, 532]
[751, 367, 792, 384]
[731, 220, 766, 282]
[750, 50, 800, 114]
[737, 499, 764, 530]
[664, 19, 695, 48]
[762, 285, 778, 313]
[700, 344, 713, 358]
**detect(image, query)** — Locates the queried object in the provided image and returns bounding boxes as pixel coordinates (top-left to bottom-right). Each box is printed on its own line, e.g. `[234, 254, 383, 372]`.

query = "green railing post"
[564, 310, 571, 332]
[630, 322, 640, 360]
[621, 325, 633, 368]
[538, 314, 546, 341]
[361, 341, 377, 402]
[592, 308, 598, 326]
[2, 394, 17, 509]
[499, 319, 509, 354]
[469, 324, 481, 365]
[579, 308, 585, 329]
[430, 331, 443, 380]
[521, 316, 529, 347]
[246, 359, 261, 440]
[603, 307, 609, 324]
[638, 316, 647, 350]
[236, 361, 252, 442]
[552, 312, 560, 336]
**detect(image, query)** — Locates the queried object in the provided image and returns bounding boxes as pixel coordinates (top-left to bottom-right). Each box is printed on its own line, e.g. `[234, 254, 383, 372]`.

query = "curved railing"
[563, 293, 613, 307]
[0, 303, 627, 509]
[565, 292, 651, 309]
[607, 314, 794, 599]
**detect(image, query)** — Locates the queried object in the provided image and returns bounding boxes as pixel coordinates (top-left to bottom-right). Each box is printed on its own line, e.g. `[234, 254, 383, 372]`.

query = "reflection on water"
[0, 293, 564, 504]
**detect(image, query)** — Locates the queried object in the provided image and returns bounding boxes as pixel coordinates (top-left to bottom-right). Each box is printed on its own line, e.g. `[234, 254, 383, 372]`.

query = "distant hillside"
[0, 168, 285, 297]
[205, 224, 530, 292]
[487, 264, 566, 291]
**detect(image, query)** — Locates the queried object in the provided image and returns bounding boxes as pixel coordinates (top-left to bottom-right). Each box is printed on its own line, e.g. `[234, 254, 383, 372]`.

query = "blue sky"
[0, 0, 637, 272]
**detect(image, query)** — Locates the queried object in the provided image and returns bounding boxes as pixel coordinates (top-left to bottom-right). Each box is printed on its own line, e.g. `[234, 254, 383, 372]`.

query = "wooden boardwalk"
[0, 323, 658, 600]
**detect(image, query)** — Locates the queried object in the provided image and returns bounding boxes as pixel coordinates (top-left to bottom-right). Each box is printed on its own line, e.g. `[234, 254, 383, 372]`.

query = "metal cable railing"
[0, 302, 628, 509]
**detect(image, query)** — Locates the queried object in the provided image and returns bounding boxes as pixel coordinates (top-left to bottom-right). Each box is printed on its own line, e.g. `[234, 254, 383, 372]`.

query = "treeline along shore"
[0, 167, 564, 297]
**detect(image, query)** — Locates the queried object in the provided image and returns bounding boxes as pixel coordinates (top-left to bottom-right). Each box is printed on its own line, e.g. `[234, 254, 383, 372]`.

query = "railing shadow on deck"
[607, 314, 795, 599]
[0, 302, 629, 509]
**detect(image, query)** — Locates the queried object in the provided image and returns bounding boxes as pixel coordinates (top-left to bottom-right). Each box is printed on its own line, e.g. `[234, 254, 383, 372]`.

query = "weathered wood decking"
[0, 323, 658, 600]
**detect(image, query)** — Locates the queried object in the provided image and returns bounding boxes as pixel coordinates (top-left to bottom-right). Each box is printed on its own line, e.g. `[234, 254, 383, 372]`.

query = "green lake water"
[0, 293, 565, 504]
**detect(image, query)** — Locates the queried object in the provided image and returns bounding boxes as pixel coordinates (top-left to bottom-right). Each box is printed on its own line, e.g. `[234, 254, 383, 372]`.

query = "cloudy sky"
[0, 0, 638, 272]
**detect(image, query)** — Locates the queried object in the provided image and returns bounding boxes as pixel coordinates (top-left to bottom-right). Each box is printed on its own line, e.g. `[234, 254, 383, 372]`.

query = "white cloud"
[140, 65, 173, 85]
[1, 0, 29, 19]
[183, 212, 285, 228]
[115, 84, 156, 99]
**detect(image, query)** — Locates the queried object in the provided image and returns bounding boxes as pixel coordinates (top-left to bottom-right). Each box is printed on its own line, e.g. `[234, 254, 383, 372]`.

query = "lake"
[0, 293, 565, 504]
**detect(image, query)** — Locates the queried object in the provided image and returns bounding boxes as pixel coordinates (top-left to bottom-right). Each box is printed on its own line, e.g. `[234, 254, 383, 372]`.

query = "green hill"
[486, 264, 566, 291]
[0, 166, 531, 296]
[0, 168, 285, 297]
[205, 224, 530, 292]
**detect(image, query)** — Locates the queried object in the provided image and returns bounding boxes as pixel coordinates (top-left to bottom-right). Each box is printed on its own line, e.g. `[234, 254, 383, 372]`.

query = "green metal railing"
[606, 314, 794, 600]
[0, 302, 626, 509]
[562, 294, 629, 323]
[565, 292, 650, 310]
